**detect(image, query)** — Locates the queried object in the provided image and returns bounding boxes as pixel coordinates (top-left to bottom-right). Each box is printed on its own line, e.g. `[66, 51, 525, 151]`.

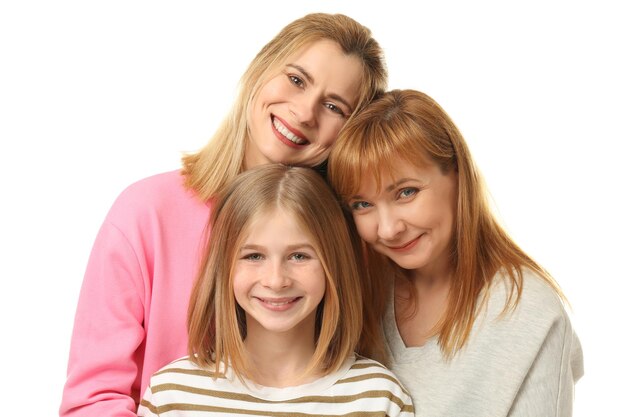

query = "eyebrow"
[239, 243, 317, 252]
[351, 178, 417, 200]
[286, 63, 355, 113]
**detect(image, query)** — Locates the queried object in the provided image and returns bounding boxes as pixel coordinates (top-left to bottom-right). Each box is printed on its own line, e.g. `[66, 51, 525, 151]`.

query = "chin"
[388, 255, 426, 271]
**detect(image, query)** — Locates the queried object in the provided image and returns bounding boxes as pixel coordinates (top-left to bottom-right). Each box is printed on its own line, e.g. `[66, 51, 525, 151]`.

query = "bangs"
[329, 114, 431, 202]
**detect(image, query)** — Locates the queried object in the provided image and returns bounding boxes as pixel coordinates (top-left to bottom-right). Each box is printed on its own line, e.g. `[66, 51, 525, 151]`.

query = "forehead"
[240, 206, 310, 240]
[353, 158, 437, 197]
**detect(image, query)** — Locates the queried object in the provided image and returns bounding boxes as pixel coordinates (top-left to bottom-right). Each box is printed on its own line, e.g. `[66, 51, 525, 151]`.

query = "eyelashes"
[286, 72, 347, 117]
[240, 251, 313, 262]
[349, 187, 420, 212]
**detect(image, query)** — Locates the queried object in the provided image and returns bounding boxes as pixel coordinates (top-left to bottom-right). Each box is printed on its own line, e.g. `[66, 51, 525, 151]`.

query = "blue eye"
[244, 253, 263, 261]
[290, 252, 310, 261]
[399, 188, 418, 199]
[350, 201, 372, 211]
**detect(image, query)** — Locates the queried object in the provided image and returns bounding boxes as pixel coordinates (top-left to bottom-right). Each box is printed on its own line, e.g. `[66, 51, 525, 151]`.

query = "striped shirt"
[138, 354, 414, 416]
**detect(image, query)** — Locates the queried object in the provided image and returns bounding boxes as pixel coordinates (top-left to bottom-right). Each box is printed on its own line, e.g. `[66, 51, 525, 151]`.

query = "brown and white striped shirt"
[138, 354, 414, 416]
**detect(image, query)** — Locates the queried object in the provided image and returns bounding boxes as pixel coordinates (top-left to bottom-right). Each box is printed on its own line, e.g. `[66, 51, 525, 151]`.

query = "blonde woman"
[60, 13, 387, 416]
[138, 164, 413, 416]
[329, 89, 583, 416]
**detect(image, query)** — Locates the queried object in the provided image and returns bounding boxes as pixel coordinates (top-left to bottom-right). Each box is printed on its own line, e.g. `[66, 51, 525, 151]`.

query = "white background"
[1, 1, 624, 415]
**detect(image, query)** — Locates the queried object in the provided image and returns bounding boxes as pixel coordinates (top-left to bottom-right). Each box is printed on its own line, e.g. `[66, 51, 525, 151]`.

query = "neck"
[409, 263, 452, 292]
[243, 316, 319, 387]
[393, 263, 452, 345]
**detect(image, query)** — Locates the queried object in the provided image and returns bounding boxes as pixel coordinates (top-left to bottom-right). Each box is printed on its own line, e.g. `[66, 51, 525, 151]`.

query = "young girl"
[137, 164, 414, 416]
[328, 89, 583, 416]
[60, 13, 387, 416]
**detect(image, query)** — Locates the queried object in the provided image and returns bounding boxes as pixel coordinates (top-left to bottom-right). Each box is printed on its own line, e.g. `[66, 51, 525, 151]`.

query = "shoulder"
[152, 355, 199, 375]
[148, 355, 215, 385]
[345, 355, 414, 413]
[347, 355, 411, 392]
[478, 269, 576, 350]
[470, 270, 583, 370]
[521, 270, 566, 311]
[484, 270, 585, 385]
[111, 170, 192, 212]
[104, 170, 209, 228]
[351, 354, 398, 375]
[487, 269, 568, 321]
[126, 170, 185, 192]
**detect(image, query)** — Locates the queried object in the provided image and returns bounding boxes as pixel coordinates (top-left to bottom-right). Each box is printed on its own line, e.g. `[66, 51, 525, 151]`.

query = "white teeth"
[268, 300, 290, 306]
[262, 298, 296, 306]
[273, 118, 307, 145]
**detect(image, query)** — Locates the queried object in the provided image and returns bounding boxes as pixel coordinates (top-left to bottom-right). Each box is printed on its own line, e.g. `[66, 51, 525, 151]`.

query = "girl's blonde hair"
[328, 89, 564, 357]
[187, 164, 364, 379]
[182, 13, 387, 201]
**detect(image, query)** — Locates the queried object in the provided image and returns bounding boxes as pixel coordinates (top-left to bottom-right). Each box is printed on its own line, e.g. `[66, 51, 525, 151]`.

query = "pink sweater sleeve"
[60, 171, 210, 416]
[60, 219, 148, 416]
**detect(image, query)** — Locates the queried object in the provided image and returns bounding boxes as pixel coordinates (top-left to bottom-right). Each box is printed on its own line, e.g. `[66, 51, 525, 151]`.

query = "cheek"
[258, 76, 290, 104]
[249, 81, 279, 123]
[354, 215, 377, 243]
[293, 263, 326, 289]
[319, 118, 347, 145]
[443, 208, 457, 240]
[432, 196, 456, 232]
[311, 272, 326, 301]
[231, 269, 250, 301]
[409, 197, 441, 226]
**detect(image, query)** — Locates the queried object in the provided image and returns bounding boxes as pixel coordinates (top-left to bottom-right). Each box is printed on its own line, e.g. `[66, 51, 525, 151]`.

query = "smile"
[272, 116, 309, 145]
[386, 235, 422, 252]
[255, 296, 302, 311]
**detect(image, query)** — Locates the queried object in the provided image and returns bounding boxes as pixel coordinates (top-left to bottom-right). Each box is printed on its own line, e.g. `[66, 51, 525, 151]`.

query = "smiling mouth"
[257, 297, 301, 306]
[387, 235, 422, 252]
[255, 296, 302, 311]
[272, 116, 309, 145]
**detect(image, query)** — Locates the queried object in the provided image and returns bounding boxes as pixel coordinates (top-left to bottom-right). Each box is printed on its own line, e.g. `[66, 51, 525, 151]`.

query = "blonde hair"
[182, 13, 387, 201]
[187, 164, 364, 380]
[328, 89, 565, 357]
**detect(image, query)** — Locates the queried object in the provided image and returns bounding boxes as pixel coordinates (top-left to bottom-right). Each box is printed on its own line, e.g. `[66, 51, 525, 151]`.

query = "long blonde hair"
[182, 13, 387, 201]
[187, 164, 364, 379]
[328, 89, 565, 357]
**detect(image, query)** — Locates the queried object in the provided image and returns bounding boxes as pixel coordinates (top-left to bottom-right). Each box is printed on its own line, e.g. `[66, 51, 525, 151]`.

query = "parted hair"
[182, 13, 387, 201]
[187, 164, 364, 380]
[328, 89, 564, 357]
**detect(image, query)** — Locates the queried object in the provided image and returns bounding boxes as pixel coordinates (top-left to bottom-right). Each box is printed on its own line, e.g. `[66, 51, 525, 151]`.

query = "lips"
[272, 116, 309, 146]
[386, 235, 422, 252]
[255, 296, 302, 311]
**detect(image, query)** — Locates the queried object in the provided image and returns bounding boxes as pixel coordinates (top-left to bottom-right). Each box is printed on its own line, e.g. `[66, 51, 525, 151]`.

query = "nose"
[290, 93, 317, 127]
[377, 207, 406, 241]
[260, 260, 292, 290]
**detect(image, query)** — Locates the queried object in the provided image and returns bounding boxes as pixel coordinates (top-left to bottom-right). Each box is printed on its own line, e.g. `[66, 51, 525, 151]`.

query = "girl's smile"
[233, 207, 326, 337]
[254, 296, 303, 311]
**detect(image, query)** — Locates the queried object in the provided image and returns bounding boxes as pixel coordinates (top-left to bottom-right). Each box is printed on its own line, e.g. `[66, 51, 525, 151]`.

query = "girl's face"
[232, 207, 326, 340]
[348, 159, 458, 278]
[246, 40, 363, 169]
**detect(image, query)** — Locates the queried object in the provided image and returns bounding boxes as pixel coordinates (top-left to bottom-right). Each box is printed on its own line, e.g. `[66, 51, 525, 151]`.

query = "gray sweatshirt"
[385, 271, 584, 417]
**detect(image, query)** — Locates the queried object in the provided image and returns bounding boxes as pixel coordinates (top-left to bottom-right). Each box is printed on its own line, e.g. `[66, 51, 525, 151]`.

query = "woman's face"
[246, 40, 363, 168]
[348, 159, 458, 278]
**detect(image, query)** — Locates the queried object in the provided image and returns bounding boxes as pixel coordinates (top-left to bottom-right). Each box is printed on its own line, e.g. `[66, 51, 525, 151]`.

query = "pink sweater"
[60, 170, 212, 416]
